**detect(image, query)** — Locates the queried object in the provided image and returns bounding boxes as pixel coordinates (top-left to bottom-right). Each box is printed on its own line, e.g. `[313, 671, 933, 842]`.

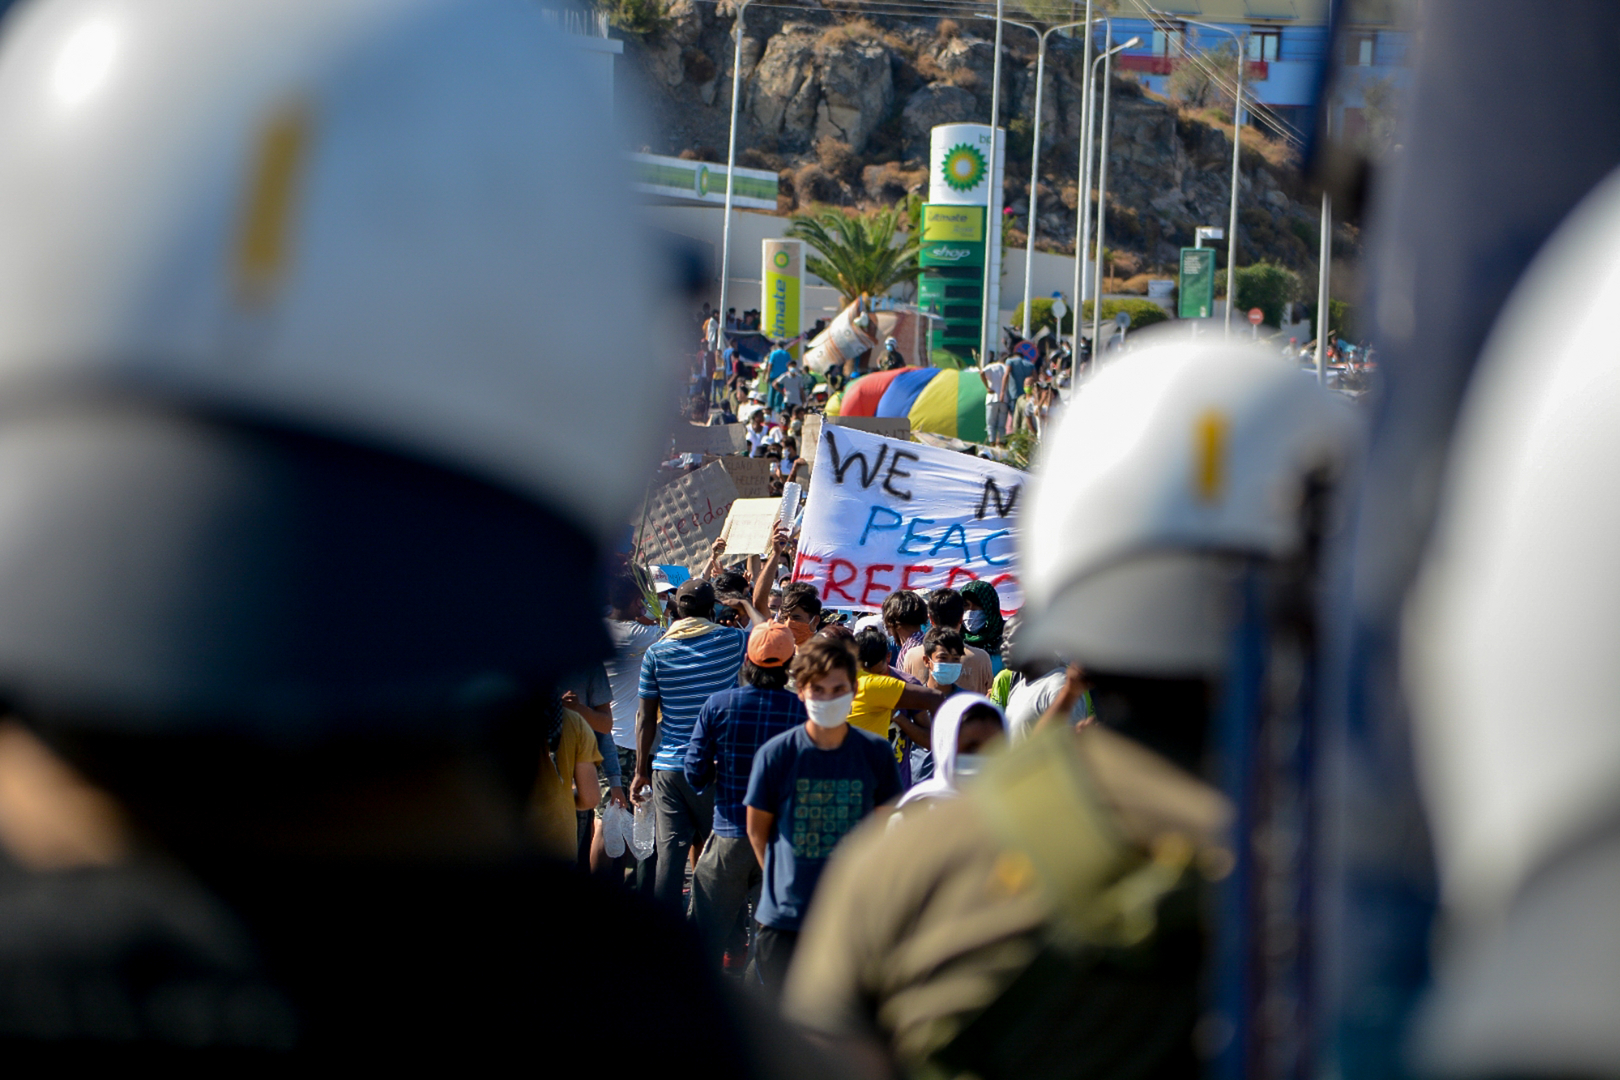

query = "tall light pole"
[1088, 35, 1141, 355]
[978, 14, 1091, 341]
[977, 0, 1006, 366]
[716, 0, 751, 354]
[1070, 9, 1102, 351]
[1316, 190, 1331, 383]
[1176, 16, 1245, 337]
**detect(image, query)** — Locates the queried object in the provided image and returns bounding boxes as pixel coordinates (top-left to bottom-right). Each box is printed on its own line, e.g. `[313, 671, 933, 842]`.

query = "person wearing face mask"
[894, 695, 1006, 810]
[744, 640, 902, 998]
[775, 581, 823, 648]
[923, 628, 968, 695]
[959, 581, 1005, 672]
[901, 589, 993, 694]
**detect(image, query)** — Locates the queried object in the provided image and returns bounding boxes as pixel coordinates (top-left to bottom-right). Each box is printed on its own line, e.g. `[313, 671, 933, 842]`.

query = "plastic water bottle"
[630, 787, 655, 861]
[602, 803, 630, 859]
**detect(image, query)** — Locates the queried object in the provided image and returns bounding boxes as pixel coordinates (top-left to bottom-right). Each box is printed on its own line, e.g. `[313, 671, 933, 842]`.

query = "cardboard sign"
[802, 414, 909, 466]
[633, 461, 739, 574]
[720, 497, 782, 556]
[831, 415, 911, 439]
[671, 422, 747, 456]
[793, 426, 1023, 613]
[801, 414, 823, 463]
[717, 455, 774, 498]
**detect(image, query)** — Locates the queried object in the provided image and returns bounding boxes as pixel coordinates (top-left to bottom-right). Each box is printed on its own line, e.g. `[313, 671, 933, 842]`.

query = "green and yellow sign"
[762, 239, 802, 352]
[922, 204, 985, 242]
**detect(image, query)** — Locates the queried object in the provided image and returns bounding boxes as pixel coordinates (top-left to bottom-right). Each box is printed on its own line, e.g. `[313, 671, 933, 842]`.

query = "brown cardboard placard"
[632, 461, 740, 574]
[717, 455, 774, 498]
[830, 415, 911, 439]
[671, 422, 748, 456]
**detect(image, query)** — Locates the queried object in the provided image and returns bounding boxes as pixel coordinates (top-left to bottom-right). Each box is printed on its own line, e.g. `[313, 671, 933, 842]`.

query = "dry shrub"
[948, 67, 979, 90]
[1111, 249, 1143, 277]
[937, 18, 959, 40]
[1057, 182, 1080, 211]
[818, 18, 879, 52]
[865, 160, 925, 202]
[678, 147, 722, 163]
[1120, 273, 1153, 295]
[917, 51, 946, 82]
[815, 137, 860, 183]
[740, 147, 783, 171]
[681, 47, 716, 84]
[793, 162, 839, 206]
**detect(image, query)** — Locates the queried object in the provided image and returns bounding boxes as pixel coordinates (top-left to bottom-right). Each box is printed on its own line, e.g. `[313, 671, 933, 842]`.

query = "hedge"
[1008, 296, 1170, 337]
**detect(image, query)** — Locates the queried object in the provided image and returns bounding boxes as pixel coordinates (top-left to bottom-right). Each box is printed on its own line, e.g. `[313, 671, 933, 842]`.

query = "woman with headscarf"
[959, 580, 1005, 670]
[893, 694, 1005, 810]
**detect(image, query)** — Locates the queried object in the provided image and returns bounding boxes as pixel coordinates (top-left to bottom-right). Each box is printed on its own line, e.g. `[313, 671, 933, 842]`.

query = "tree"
[1168, 39, 1243, 111]
[786, 206, 920, 307]
[1233, 261, 1300, 327]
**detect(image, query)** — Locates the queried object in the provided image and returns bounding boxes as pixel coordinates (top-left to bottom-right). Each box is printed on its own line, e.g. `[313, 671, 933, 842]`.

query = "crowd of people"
[538, 521, 1089, 1009]
[688, 302, 1088, 456]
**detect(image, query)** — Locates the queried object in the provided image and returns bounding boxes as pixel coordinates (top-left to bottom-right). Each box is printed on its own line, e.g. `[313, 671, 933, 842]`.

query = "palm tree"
[785, 206, 920, 307]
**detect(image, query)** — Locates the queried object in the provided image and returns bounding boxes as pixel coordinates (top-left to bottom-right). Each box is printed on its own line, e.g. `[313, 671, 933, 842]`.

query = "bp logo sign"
[695, 164, 712, 197]
[941, 143, 986, 192]
[773, 251, 790, 269]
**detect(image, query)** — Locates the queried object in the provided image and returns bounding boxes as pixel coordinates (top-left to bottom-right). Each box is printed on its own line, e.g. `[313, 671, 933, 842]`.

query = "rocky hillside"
[618, 2, 1356, 279]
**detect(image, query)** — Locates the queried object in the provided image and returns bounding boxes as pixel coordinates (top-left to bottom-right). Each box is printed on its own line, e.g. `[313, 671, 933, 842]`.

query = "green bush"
[1080, 297, 1169, 332]
[1009, 296, 1067, 336]
[1233, 262, 1301, 327]
[596, 0, 667, 39]
[1008, 296, 1169, 338]
[1305, 297, 1355, 341]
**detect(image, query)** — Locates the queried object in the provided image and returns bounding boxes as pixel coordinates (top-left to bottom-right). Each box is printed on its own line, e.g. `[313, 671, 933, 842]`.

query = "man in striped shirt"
[684, 621, 805, 967]
[633, 577, 749, 912]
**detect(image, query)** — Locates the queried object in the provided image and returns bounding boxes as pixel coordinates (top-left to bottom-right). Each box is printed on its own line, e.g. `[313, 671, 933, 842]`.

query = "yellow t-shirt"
[848, 672, 907, 738]
[528, 709, 603, 860]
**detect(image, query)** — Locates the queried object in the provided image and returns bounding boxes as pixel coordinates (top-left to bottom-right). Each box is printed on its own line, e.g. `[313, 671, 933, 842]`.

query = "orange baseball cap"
[747, 622, 797, 668]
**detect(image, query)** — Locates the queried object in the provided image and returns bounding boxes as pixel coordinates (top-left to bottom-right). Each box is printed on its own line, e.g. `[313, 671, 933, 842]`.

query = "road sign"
[1051, 296, 1068, 319]
[1248, 307, 1264, 326]
[1115, 310, 1132, 328]
[1178, 247, 1215, 320]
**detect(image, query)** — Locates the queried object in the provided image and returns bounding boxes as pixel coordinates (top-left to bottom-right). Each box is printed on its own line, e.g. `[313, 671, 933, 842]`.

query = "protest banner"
[633, 461, 739, 574]
[717, 455, 773, 497]
[720, 497, 781, 556]
[793, 426, 1023, 613]
[671, 422, 747, 456]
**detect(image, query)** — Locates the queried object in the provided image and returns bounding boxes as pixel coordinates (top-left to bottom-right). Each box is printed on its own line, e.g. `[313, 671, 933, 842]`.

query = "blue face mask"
[964, 610, 988, 632]
[931, 662, 963, 686]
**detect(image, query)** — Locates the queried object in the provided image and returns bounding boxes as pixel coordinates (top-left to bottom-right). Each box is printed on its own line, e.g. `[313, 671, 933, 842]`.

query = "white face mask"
[931, 662, 963, 686]
[954, 753, 987, 779]
[805, 692, 853, 729]
[964, 610, 988, 632]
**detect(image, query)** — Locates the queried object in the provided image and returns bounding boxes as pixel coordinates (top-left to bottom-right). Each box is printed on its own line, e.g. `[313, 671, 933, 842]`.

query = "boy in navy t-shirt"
[745, 638, 902, 996]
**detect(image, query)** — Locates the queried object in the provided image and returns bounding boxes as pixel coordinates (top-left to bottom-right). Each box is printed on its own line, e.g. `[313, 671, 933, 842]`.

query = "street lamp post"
[1088, 35, 1141, 356]
[716, 0, 752, 356]
[978, 13, 1092, 341]
[1071, 10, 1103, 350]
[1316, 190, 1331, 383]
[978, 0, 1006, 366]
[1176, 16, 1245, 337]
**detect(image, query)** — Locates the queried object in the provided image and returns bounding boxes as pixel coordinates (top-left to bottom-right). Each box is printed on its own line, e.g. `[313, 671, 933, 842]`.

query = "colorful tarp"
[834, 367, 988, 443]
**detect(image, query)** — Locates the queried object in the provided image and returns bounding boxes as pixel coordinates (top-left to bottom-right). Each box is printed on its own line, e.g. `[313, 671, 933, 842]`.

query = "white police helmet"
[0, 0, 682, 737]
[1019, 343, 1357, 675]
[1404, 166, 1620, 1075]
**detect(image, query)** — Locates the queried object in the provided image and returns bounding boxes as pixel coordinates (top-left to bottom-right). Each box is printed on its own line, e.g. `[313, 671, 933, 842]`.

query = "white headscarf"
[896, 693, 1004, 808]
